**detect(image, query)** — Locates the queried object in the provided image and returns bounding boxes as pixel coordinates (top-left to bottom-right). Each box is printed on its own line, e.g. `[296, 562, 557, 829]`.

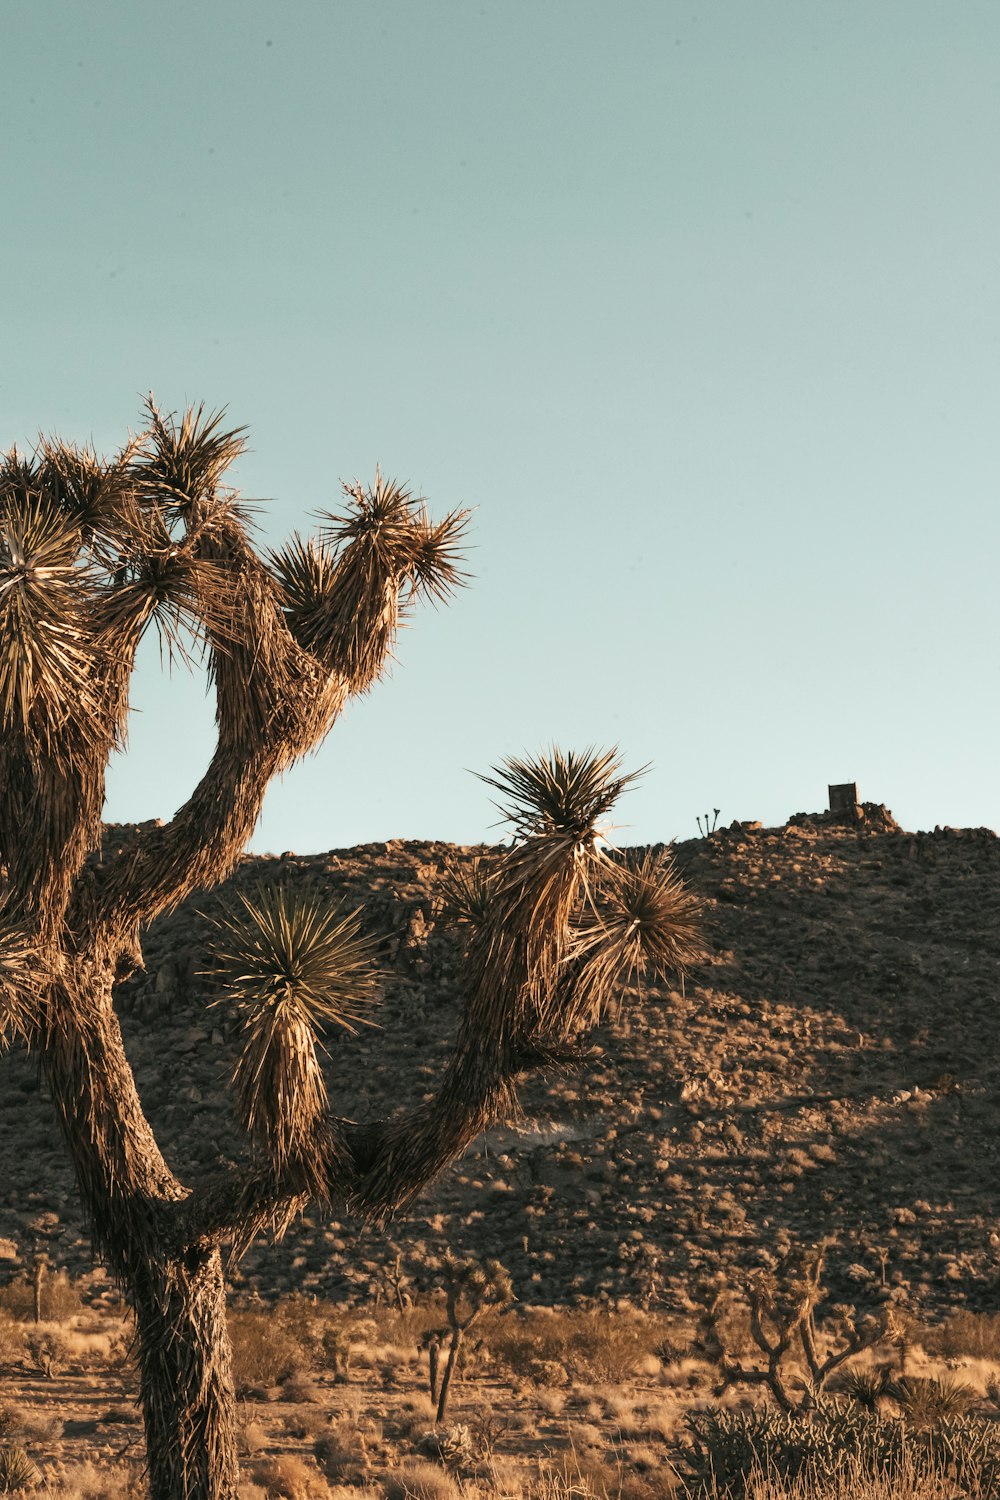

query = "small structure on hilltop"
[828, 782, 859, 815]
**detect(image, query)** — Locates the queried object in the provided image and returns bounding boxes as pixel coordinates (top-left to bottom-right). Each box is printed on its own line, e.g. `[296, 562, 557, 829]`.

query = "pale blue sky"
[3, 2, 998, 850]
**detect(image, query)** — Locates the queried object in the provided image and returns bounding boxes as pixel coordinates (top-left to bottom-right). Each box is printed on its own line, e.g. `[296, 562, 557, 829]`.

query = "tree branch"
[84, 516, 348, 935]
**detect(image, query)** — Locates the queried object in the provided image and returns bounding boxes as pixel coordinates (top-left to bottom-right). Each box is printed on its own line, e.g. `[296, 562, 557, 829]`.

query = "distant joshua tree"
[0, 402, 704, 1499]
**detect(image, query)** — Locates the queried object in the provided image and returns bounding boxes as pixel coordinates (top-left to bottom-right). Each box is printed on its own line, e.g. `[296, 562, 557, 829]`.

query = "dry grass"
[382, 1461, 464, 1500]
[229, 1309, 311, 1392]
[5, 1288, 1000, 1500]
[40, 1458, 146, 1498]
[0, 1308, 25, 1363]
[250, 1452, 330, 1499]
[487, 1308, 675, 1384]
[0, 1270, 84, 1323]
[733, 1456, 976, 1499]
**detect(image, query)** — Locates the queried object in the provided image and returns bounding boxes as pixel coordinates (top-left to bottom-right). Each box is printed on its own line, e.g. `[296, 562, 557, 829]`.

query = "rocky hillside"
[3, 809, 1000, 1319]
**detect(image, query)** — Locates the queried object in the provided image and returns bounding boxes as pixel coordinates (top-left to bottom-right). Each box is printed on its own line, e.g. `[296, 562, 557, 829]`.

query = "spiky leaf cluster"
[439, 857, 497, 928]
[0, 1442, 41, 1490]
[0, 403, 251, 777]
[440, 1253, 514, 1329]
[453, 746, 706, 1051]
[269, 471, 469, 691]
[134, 400, 249, 519]
[0, 497, 105, 750]
[0, 903, 46, 1050]
[481, 745, 643, 846]
[204, 886, 379, 1169]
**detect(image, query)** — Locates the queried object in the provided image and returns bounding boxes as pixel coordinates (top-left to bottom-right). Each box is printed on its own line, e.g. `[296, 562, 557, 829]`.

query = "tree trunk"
[435, 1326, 463, 1425]
[131, 1245, 240, 1500]
[41, 969, 242, 1499]
[427, 1336, 441, 1407]
[32, 1258, 45, 1325]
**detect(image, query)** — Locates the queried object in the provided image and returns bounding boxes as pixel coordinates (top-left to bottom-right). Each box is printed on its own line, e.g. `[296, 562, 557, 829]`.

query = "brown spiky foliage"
[0, 405, 703, 1500]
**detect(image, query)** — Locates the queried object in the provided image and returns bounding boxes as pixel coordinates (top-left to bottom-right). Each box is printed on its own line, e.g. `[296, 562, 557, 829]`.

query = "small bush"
[0, 1271, 83, 1323]
[672, 1401, 1000, 1496]
[229, 1311, 309, 1393]
[489, 1309, 671, 1384]
[237, 1418, 267, 1457]
[313, 1431, 362, 1483]
[42, 1460, 145, 1499]
[0, 1412, 22, 1445]
[250, 1453, 324, 1499]
[931, 1309, 1000, 1361]
[382, 1461, 463, 1500]
[0, 1445, 40, 1494]
[0, 1312, 24, 1365]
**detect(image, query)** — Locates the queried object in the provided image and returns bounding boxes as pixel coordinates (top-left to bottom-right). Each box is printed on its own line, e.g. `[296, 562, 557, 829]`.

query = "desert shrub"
[229, 1310, 309, 1393]
[382, 1461, 462, 1500]
[313, 1434, 353, 1483]
[0, 1412, 21, 1446]
[314, 1416, 378, 1484]
[0, 1270, 83, 1323]
[272, 1294, 330, 1364]
[43, 1460, 146, 1499]
[0, 1313, 24, 1366]
[885, 1374, 978, 1425]
[250, 1453, 324, 1499]
[929, 1309, 1000, 1361]
[24, 1328, 64, 1377]
[237, 1417, 267, 1457]
[416, 1423, 473, 1466]
[320, 1323, 353, 1380]
[489, 1309, 670, 1384]
[672, 1402, 1000, 1496]
[0, 1445, 40, 1494]
[370, 1300, 448, 1349]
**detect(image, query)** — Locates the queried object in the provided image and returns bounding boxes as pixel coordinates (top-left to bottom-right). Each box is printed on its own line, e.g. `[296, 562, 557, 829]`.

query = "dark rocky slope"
[3, 810, 999, 1317]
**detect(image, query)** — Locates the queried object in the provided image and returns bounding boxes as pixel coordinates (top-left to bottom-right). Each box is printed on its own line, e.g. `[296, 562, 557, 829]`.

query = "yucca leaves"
[267, 533, 340, 656]
[96, 530, 238, 670]
[0, 499, 107, 751]
[404, 503, 471, 605]
[439, 856, 498, 928]
[481, 746, 644, 845]
[0, 1443, 41, 1490]
[37, 437, 142, 558]
[302, 470, 470, 690]
[204, 886, 380, 1170]
[0, 904, 46, 1049]
[545, 852, 705, 1036]
[460, 747, 705, 1044]
[135, 399, 248, 517]
[588, 848, 706, 981]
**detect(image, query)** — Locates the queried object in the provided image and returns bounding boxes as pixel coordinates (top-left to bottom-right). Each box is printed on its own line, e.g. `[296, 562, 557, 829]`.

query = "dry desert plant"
[700, 1246, 886, 1415]
[432, 1253, 513, 1422]
[0, 404, 704, 1499]
[0, 1443, 40, 1494]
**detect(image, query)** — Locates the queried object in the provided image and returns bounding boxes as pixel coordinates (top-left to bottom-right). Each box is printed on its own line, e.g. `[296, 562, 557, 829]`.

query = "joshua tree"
[0, 402, 704, 1499]
[433, 1254, 513, 1423]
[699, 1246, 886, 1414]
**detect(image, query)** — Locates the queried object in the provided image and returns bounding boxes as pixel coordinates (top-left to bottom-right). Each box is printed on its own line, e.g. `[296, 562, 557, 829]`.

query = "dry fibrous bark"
[0, 403, 705, 1499]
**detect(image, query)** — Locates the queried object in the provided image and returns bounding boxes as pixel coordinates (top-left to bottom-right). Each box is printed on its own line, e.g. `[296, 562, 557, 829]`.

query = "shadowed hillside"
[3, 810, 999, 1315]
